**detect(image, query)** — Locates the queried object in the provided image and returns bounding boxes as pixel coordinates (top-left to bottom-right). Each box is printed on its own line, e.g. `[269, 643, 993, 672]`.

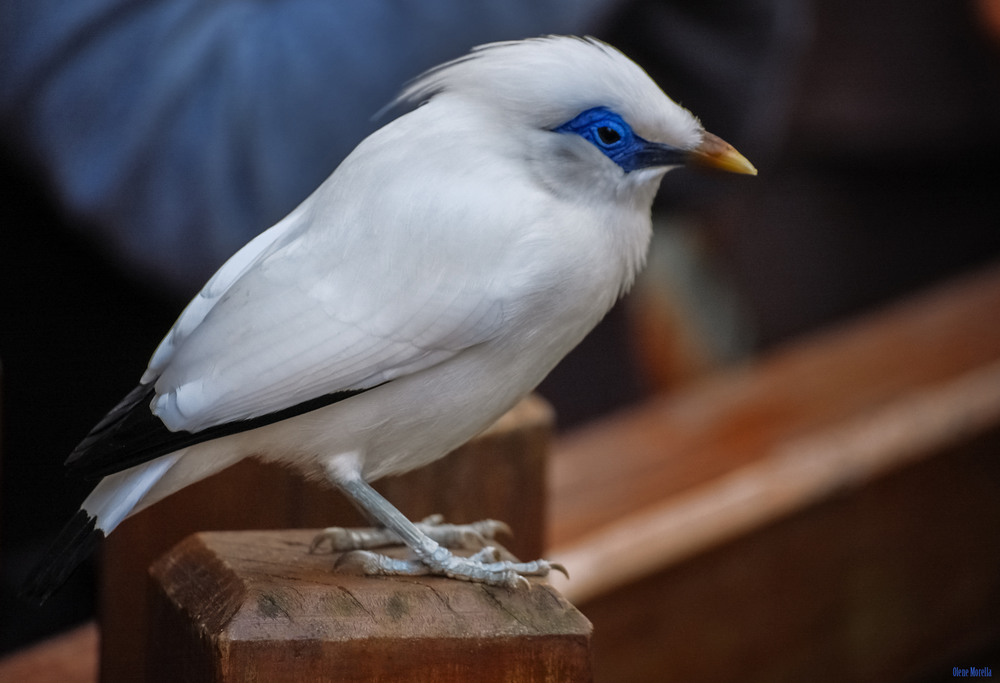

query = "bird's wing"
[66, 187, 511, 480]
[145, 140, 527, 434]
[149, 222, 506, 434]
[140, 203, 308, 384]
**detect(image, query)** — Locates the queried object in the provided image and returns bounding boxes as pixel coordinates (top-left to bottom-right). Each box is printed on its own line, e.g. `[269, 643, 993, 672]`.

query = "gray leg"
[314, 471, 564, 588]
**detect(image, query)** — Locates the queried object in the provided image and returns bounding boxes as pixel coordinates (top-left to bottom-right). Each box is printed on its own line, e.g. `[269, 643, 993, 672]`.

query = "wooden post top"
[148, 529, 592, 682]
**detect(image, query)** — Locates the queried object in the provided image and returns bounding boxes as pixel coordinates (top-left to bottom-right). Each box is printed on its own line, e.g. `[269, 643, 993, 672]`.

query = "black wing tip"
[64, 383, 384, 482]
[64, 384, 156, 477]
[19, 510, 105, 606]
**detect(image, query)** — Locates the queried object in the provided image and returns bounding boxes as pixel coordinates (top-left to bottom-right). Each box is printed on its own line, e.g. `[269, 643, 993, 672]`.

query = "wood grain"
[147, 530, 592, 682]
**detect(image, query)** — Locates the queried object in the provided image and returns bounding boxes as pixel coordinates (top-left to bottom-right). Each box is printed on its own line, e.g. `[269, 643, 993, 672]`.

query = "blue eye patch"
[554, 107, 685, 173]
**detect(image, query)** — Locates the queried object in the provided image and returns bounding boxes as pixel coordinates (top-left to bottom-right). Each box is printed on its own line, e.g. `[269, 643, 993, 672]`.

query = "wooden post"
[100, 395, 553, 683]
[147, 530, 592, 683]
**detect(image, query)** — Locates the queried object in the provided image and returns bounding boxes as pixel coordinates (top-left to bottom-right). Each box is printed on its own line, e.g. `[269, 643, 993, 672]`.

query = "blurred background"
[2, 0, 999, 675]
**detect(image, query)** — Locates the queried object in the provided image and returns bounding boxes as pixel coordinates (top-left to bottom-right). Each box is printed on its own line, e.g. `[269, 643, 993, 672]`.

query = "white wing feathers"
[146, 224, 505, 432]
[141, 180, 516, 433]
[141, 203, 308, 385]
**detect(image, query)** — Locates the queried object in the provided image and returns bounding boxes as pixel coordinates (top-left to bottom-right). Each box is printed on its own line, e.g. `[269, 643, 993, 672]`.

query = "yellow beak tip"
[688, 132, 758, 176]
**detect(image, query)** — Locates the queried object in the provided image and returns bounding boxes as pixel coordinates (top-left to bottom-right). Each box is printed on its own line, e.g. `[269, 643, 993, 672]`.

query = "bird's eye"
[554, 107, 659, 171]
[597, 126, 622, 145]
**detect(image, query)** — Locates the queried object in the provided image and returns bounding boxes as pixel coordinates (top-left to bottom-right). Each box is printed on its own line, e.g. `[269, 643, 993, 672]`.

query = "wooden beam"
[0, 622, 97, 683]
[547, 262, 1000, 681]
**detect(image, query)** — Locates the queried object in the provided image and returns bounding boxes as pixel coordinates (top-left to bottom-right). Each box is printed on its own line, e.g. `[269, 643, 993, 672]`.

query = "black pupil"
[597, 126, 621, 145]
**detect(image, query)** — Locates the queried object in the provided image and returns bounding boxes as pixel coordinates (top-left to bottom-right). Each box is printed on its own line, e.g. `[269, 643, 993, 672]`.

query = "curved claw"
[309, 530, 343, 554]
[332, 549, 376, 574]
[485, 520, 513, 538]
[549, 562, 569, 579]
[512, 575, 532, 590]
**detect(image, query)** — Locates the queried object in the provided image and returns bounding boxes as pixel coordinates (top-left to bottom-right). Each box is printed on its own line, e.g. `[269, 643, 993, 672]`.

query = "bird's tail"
[19, 454, 181, 605]
[18, 509, 104, 605]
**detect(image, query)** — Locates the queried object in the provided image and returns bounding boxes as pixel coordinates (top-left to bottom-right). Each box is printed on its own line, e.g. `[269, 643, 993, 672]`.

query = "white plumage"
[24, 36, 754, 601]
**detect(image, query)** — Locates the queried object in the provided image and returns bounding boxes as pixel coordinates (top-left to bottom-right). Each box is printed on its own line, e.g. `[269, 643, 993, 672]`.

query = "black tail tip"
[19, 510, 104, 606]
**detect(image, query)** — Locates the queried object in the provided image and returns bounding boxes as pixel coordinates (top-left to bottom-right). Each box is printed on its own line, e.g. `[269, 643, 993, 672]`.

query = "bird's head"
[393, 36, 755, 203]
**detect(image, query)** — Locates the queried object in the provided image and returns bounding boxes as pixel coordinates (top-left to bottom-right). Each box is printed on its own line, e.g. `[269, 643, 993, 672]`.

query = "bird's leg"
[313, 464, 564, 588]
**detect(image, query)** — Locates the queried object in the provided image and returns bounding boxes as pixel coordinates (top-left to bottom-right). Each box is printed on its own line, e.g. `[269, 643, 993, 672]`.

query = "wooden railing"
[547, 263, 1000, 682]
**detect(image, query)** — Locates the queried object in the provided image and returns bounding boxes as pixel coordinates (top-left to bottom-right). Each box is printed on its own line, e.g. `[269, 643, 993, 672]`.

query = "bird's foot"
[310, 514, 566, 588]
[309, 514, 509, 553]
[333, 544, 567, 589]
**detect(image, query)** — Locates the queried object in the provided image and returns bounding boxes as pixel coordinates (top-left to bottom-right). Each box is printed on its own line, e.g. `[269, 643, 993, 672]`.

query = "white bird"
[22, 35, 755, 602]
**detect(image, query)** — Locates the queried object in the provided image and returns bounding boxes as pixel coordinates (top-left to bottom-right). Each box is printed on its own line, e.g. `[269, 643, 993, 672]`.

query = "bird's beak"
[686, 132, 757, 176]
